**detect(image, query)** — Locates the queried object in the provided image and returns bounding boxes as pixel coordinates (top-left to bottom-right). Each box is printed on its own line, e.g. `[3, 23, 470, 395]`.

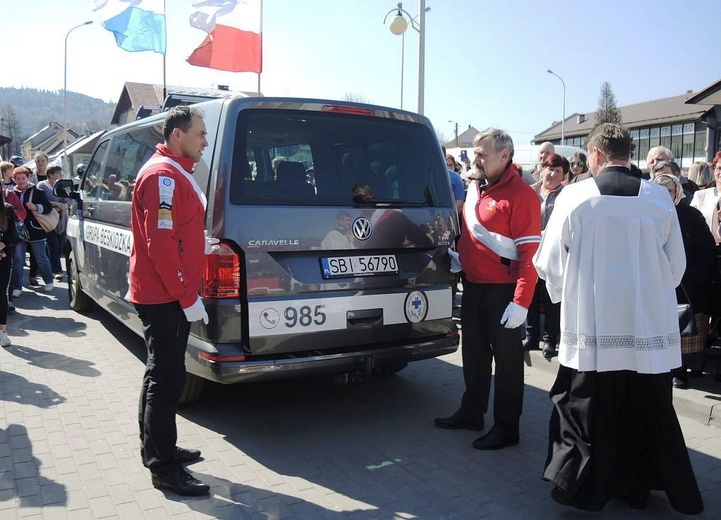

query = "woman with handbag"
[37, 165, 69, 280]
[10, 167, 54, 296]
[654, 174, 716, 388]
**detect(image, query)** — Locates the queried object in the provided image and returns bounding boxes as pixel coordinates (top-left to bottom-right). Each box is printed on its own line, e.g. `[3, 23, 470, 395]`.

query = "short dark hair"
[542, 153, 570, 174]
[46, 165, 63, 176]
[162, 105, 205, 142]
[586, 123, 632, 161]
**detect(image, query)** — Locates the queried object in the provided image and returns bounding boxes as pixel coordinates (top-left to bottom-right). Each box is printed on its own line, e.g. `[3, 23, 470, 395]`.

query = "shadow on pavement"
[4, 346, 101, 377]
[0, 424, 67, 508]
[0, 370, 66, 407]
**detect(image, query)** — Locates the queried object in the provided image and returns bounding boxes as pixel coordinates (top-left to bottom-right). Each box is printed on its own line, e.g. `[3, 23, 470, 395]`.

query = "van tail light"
[201, 242, 241, 299]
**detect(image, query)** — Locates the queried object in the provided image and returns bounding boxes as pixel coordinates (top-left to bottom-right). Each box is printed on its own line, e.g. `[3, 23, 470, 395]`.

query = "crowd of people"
[441, 125, 708, 514]
[0, 151, 70, 347]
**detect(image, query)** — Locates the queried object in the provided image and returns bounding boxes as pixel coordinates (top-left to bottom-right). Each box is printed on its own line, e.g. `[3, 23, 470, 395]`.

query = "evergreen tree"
[594, 82, 623, 126]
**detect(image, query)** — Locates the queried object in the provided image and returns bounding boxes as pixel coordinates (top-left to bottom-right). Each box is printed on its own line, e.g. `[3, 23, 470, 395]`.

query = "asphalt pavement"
[1, 279, 720, 519]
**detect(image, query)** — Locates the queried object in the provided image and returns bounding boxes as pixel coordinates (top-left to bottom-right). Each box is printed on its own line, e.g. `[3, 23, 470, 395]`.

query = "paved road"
[1, 280, 720, 519]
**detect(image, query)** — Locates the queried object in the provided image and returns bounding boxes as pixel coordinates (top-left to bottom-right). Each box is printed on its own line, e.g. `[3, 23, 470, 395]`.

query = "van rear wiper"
[352, 195, 425, 206]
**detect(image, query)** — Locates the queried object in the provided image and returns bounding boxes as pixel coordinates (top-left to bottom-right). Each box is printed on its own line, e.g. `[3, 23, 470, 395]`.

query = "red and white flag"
[187, 0, 262, 73]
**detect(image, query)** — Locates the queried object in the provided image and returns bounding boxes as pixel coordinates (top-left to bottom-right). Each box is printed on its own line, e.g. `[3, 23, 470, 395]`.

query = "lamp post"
[546, 69, 566, 144]
[449, 120, 459, 147]
[64, 20, 93, 172]
[383, 1, 429, 115]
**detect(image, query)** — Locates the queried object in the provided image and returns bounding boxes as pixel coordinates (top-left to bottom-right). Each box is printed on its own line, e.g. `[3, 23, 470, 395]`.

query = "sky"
[1, 0, 720, 146]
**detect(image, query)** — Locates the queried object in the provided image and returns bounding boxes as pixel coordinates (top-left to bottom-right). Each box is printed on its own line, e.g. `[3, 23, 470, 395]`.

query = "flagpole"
[257, 0, 263, 96]
[162, 0, 167, 101]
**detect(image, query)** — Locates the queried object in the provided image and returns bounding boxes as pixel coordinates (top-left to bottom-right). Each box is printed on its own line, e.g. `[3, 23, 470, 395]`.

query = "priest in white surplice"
[533, 123, 703, 514]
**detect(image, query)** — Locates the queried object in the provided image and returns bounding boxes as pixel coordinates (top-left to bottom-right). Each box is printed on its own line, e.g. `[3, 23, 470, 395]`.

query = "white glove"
[447, 248, 462, 273]
[183, 297, 209, 324]
[500, 302, 527, 329]
[205, 233, 220, 254]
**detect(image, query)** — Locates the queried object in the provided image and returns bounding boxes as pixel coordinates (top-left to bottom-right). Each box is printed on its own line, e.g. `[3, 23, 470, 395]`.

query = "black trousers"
[0, 252, 11, 324]
[525, 278, 561, 345]
[460, 282, 524, 438]
[135, 301, 191, 475]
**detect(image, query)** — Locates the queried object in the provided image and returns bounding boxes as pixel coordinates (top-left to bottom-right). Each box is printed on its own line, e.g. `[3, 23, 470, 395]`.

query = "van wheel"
[373, 363, 408, 376]
[178, 373, 205, 406]
[67, 255, 93, 312]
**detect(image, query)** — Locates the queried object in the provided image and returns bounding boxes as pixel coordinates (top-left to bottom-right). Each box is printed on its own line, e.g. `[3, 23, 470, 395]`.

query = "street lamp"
[546, 69, 566, 144]
[448, 120, 459, 147]
[64, 20, 93, 173]
[383, 2, 429, 115]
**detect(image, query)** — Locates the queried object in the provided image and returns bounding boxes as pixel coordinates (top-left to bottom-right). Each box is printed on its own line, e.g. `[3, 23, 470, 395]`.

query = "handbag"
[30, 187, 60, 233]
[678, 284, 698, 337]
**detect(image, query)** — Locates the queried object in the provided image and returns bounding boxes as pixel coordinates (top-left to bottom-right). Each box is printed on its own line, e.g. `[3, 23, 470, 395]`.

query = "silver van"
[56, 97, 459, 403]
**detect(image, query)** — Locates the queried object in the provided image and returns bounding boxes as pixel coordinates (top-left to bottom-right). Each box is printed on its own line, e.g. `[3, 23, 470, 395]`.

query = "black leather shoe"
[472, 431, 519, 450]
[142, 446, 202, 468]
[522, 337, 539, 351]
[175, 446, 202, 464]
[672, 377, 688, 389]
[151, 468, 210, 496]
[434, 413, 484, 431]
[542, 342, 557, 358]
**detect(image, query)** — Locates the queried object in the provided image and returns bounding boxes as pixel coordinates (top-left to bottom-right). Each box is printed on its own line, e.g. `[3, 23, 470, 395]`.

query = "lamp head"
[389, 14, 408, 35]
[546, 69, 553, 74]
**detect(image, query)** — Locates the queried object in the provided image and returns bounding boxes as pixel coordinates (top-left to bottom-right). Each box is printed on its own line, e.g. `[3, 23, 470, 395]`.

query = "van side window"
[98, 124, 162, 202]
[83, 139, 110, 201]
[230, 109, 451, 207]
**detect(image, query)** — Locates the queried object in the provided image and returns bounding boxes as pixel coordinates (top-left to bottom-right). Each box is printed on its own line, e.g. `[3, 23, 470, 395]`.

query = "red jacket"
[458, 163, 541, 309]
[128, 144, 206, 308]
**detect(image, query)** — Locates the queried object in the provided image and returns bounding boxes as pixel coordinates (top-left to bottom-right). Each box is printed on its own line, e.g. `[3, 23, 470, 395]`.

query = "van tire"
[178, 373, 205, 406]
[67, 254, 93, 312]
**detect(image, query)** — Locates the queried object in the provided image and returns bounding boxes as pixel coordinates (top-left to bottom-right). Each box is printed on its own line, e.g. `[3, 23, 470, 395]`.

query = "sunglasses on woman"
[570, 162, 585, 168]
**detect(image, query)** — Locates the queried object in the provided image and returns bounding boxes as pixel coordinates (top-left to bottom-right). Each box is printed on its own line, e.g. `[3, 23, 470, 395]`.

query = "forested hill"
[0, 87, 116, 139]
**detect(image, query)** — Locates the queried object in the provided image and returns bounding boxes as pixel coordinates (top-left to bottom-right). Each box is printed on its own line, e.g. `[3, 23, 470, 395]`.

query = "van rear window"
[230, 109, 451, 207]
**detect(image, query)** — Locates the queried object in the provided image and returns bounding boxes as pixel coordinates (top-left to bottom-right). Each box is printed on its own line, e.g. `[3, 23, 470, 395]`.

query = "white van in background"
[446, 144, 587, 173]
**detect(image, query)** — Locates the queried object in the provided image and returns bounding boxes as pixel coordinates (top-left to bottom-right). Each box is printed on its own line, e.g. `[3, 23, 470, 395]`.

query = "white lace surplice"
[533, 179, 686, 374]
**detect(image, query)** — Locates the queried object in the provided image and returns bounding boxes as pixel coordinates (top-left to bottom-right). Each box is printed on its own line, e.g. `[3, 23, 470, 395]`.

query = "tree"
[1, 104, 22, 156]
[342, 92, 370, 104]
[594, 82, 622, 126]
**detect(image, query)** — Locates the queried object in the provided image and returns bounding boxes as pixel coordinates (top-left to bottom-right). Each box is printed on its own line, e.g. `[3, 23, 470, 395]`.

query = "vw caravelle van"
[56, 97, 459, 403]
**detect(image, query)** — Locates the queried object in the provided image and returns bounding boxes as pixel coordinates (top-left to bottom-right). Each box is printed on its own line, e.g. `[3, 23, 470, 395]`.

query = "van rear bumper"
[187, 333, 459, 384]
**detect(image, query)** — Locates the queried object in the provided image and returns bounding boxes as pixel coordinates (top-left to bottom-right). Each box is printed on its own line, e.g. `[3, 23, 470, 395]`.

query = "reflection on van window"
[84, 125, 161, 202]
[231, 110, 451, 207]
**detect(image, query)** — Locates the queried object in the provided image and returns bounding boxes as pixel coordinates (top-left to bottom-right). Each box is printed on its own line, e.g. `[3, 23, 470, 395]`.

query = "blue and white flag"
[91, 0, 166, 54]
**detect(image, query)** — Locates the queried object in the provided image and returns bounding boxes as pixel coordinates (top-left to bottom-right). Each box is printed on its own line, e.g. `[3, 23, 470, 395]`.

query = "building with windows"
[534, 80, 721, 170]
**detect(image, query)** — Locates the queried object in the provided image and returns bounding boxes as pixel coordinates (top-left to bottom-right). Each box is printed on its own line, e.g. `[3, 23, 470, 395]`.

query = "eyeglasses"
[570, 162, 585, 168]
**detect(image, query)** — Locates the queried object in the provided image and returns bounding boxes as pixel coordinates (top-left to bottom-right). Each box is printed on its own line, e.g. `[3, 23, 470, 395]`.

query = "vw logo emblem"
[352, 217, 373, 241]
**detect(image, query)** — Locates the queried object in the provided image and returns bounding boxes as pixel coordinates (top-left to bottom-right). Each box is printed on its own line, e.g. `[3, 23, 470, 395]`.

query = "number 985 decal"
[284, 305, 327, 328]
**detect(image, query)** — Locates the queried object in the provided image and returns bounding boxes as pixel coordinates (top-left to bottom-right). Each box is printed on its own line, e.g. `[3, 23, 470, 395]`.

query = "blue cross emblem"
[412, 297, 422, 310]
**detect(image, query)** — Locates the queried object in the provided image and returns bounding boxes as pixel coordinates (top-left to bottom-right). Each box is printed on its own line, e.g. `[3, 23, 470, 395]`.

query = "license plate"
[320, 255, 398, 279]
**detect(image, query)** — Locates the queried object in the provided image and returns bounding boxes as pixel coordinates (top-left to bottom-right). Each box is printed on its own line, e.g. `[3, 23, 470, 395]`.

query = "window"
[660, 126, 671, 149]
[694, 122, 707, 160]
[231, 110, 452, 207]
[82, 140, 109, 201]
[649, 127, 660, 147]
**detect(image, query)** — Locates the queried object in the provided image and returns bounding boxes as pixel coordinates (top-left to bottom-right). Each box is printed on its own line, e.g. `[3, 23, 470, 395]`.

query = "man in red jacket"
[129, 106, 215, 496]
[435, 128, 541, 450]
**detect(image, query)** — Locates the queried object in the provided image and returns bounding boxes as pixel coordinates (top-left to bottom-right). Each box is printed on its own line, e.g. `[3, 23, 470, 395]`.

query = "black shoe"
[542, 342, 557, 358]
[689, 369, 703, 378]
[434, 413, 484, 431]
[151, 468, 210, 497]
[142, 446, 203, 468]
[522, 337, 539, 351]
[472, 430, 519, 450]
[175, 446, 202, 464]
[673, 377, 688, 389]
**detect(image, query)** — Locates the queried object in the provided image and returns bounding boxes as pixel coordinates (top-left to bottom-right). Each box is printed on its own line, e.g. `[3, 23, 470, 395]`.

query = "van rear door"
[207, 100, 457, 357]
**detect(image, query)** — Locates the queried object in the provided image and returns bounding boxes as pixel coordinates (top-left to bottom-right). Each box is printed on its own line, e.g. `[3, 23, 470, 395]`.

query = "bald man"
[532, 142, 555, 181]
